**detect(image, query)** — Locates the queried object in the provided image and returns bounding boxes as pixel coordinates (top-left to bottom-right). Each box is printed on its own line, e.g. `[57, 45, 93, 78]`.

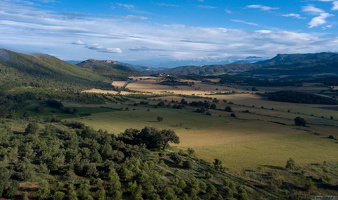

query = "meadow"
[79, 76, 338, 171]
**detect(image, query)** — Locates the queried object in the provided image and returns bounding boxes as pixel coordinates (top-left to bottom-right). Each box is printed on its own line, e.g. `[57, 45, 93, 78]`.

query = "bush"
[225, 106, 232, 112]
[328, 135, 335, 139]
[169, 153, 182, 165]
[157, 117, 163, 122]
[182, 161, 192, 169]
[286, 158, 296, 170]
[25, 123, 39, 134]
[294, 117, 306, 126]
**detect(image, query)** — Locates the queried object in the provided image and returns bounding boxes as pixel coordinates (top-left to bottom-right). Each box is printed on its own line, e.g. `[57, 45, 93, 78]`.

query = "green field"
[66, 98, 338, 172]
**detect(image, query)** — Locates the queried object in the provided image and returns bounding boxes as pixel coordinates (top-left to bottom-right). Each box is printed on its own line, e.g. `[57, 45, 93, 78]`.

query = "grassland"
[76, 76, 338, 172]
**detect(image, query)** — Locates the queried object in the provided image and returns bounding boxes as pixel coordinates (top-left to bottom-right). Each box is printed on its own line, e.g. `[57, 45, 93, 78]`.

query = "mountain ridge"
[160, 52, 338, 79]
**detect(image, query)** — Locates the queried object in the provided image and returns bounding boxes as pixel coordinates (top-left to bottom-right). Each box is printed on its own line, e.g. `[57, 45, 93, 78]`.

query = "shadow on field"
[259, 165, 285, 170]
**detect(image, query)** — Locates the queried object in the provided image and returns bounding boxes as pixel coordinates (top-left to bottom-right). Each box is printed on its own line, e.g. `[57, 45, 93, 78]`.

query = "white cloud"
[86, 43, 122, 54]
[333, 1, 338, 10]
[314, 0, 338, 10]
[256, 30, 272, 34]
[225, 9, 233, 14]
[125, 15, 148, 20]
[308, 12, 334, 28]
[114, 3, 135, 9]
[231, 20, 259, 26]
[72, 40, 86, 45]
[282, 13, 305, 19]
[198, 5, 217, 9]
[302, 5, 324, 14]
[246, 5, 279, 11]
[157, 3, 180, 7]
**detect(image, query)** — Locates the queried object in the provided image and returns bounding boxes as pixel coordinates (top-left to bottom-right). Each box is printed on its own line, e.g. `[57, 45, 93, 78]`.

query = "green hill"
[0, 49, 114, 91]
[0, 49, 145, 92]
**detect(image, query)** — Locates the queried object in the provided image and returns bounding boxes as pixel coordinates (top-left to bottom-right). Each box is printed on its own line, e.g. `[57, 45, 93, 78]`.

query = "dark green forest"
[267, 90, 338, 105]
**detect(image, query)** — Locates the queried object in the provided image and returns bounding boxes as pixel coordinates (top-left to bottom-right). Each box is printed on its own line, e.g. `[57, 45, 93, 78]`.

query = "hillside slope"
[0, 49, 114, 91]
[77, 59, 145, 80]
[0, 49, 144, 92]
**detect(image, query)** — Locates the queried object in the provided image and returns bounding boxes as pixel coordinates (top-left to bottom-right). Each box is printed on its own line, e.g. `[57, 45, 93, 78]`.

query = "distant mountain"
[159, 63, 255, 75]
[65, 60, 81, 65]
[248, 52, 338, 80]
[77, 59, 145, 80]
[161, 52, 338, 80]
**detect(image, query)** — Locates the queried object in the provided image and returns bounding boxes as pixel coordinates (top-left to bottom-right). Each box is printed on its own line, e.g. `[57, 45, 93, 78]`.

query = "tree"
[294, 117, 306, 126]
[25, 122, 39, 134]
[187, 148, 195, 157]
[53, 191, 65, 200]
[157, 101, 165, 107]
[157, 116, 163, 122]
[213, 158, 225, 172]
[183, 160, 192, 169]
[286, 158, 296, 170]
[96, 189, 106, 200]
[225, 106, 232, 112]
[210, 104, 216, 109]
[230, 113, 237, 118]
[169, 153, 182, 165]
[37, 180, 50, 200]
[157, 129, 180, 150]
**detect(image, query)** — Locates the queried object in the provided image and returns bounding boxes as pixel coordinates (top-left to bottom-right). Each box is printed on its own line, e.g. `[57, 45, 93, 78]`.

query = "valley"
[0, 49, 338, 199]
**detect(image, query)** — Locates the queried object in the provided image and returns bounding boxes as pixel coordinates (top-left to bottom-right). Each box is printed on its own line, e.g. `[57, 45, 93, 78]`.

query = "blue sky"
[1, 0, 338, 66]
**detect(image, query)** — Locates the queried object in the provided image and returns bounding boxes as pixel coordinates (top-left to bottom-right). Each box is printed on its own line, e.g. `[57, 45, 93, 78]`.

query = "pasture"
[77, 76, 338, 171]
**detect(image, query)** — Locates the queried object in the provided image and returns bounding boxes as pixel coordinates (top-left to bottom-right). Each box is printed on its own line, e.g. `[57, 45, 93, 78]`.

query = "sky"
[1, 0, 338, 67]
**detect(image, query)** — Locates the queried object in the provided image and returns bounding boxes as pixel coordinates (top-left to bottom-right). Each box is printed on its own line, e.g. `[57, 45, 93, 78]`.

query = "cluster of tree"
[119, 126, 179, 150]
[0, 118, 239, 199]
[313, 76, 338, 86]
[0, 91, 119, 119]
[267, 90, 338, 105]
[159, 80, 194, 86]
[186, 100, 217, 113]
[219, 76, 302, 86]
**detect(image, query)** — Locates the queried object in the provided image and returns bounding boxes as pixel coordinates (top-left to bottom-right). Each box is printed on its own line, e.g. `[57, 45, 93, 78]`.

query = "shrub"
[157, 117, 163, 122]
[183, 161, 192, 169]
[294, 117, 306, 126]
[286, 158, 296, 170]
[225, 106, 232, 112]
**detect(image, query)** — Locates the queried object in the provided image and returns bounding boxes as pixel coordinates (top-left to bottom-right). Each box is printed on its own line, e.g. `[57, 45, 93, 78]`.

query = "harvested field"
[112, 81, 128, 87]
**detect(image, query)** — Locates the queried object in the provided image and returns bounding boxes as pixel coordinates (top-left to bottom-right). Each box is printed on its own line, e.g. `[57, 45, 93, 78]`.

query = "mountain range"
[161, 52, 338, 80]
[1, 48, 338, 93]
